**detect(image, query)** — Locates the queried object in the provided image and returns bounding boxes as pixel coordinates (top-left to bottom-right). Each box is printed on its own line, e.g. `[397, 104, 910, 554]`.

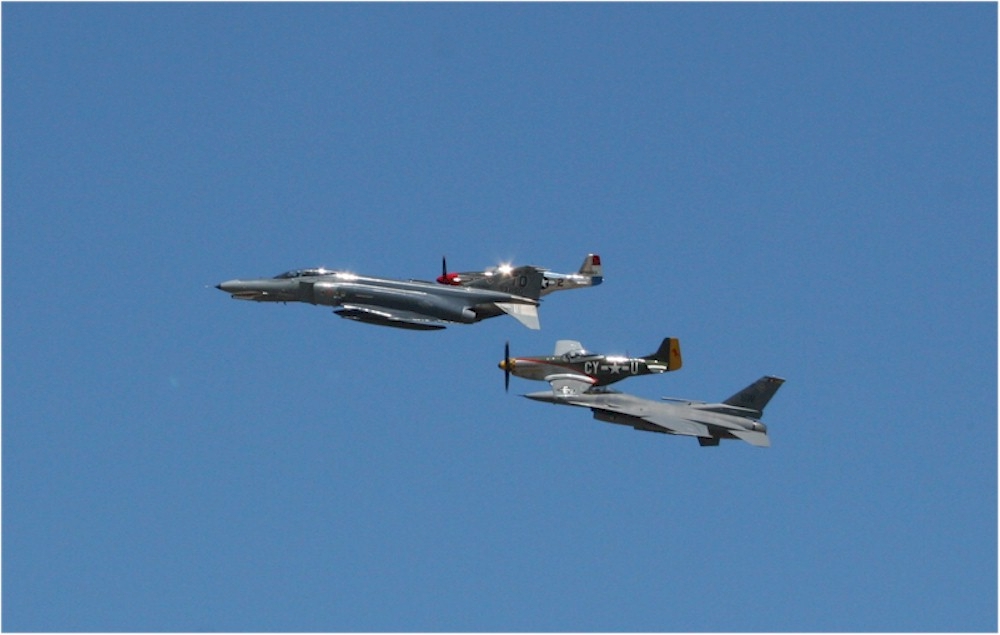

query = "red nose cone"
[437, 273, 461, 285]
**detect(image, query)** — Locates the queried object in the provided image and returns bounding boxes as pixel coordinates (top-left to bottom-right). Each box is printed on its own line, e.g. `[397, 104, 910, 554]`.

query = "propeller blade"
[437, 256, 450, 284]
[504, 340, 511, 393]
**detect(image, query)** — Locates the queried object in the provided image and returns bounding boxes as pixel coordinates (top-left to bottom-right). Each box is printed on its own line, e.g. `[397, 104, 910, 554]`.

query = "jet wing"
[334, 305, 447, 331]
[639, 412, 714, 439]
[642, 411, 770, 447]
[584, 401, 713, 439]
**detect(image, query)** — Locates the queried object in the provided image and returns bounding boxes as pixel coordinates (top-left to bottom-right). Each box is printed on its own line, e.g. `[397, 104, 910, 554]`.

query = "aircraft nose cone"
[216, 280, 243, 293]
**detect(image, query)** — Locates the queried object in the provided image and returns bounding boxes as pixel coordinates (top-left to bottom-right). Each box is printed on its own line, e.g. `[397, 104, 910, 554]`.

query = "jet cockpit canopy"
[274, 268, 337, 279]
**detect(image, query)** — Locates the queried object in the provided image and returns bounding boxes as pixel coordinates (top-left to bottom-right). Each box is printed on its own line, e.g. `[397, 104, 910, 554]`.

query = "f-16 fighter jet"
[498, 338, 682, 393]
[437, 254, 603, 297]
[524, 376, 785, 447]
[216, 265, 545, 331]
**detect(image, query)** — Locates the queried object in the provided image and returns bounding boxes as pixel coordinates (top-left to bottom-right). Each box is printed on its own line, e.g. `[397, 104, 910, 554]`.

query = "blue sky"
[3, 2, 996, 632]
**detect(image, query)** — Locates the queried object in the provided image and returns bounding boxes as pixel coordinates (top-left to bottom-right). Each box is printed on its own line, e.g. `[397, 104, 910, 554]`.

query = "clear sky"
[3, 2, 996, 632]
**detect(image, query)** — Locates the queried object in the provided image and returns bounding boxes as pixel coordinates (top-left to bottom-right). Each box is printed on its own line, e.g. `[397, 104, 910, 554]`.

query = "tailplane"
[645, 337, 683, 371]
[723, 376, 785, 417]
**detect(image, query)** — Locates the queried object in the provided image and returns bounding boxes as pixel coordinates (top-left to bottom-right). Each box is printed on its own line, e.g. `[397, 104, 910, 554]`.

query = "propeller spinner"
[436, 256, 460, 285]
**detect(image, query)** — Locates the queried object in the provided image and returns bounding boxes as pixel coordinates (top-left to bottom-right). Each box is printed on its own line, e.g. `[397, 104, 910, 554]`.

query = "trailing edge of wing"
[495, 302, 540, 330]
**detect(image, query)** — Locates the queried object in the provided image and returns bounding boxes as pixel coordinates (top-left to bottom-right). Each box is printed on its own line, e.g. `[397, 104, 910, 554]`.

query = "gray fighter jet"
[524, 376, 785, 447]
[498, 338, 682, 393]
[216, 265, 545, 330]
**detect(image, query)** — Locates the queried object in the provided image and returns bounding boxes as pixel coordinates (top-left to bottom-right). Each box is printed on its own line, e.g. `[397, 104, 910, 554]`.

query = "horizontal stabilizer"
[496, 302, 540, 330]
[728, 429, 771, 448]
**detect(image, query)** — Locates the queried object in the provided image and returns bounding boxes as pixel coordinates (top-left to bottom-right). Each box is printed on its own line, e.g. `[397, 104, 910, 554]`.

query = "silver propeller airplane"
[216, 265, 545, 331]
[523, 376, 785, 447]
[499, 338, 682, 393]
[437, 253, 603, 297]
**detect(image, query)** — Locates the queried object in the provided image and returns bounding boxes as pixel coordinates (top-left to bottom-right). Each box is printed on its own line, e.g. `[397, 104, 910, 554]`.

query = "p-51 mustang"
[438, 253, 603, 297]
[525, 376, 785, 447]
[216, 265, 546, 331]
[498, 338, 682, 393]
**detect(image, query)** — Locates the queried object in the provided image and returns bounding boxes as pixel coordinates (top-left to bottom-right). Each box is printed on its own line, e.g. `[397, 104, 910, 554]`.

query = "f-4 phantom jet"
[216, 265, 545, 331]
[499, 338, 682, 393]
[525, 376, 785, 447]
[438, 253, 603, 297]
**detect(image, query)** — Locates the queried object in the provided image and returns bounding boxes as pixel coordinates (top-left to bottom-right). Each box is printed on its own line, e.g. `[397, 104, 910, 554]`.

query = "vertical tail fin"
[723, 376, 785, 416]
[578, 254, 603, 285]
[646, 337, 682, 371]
